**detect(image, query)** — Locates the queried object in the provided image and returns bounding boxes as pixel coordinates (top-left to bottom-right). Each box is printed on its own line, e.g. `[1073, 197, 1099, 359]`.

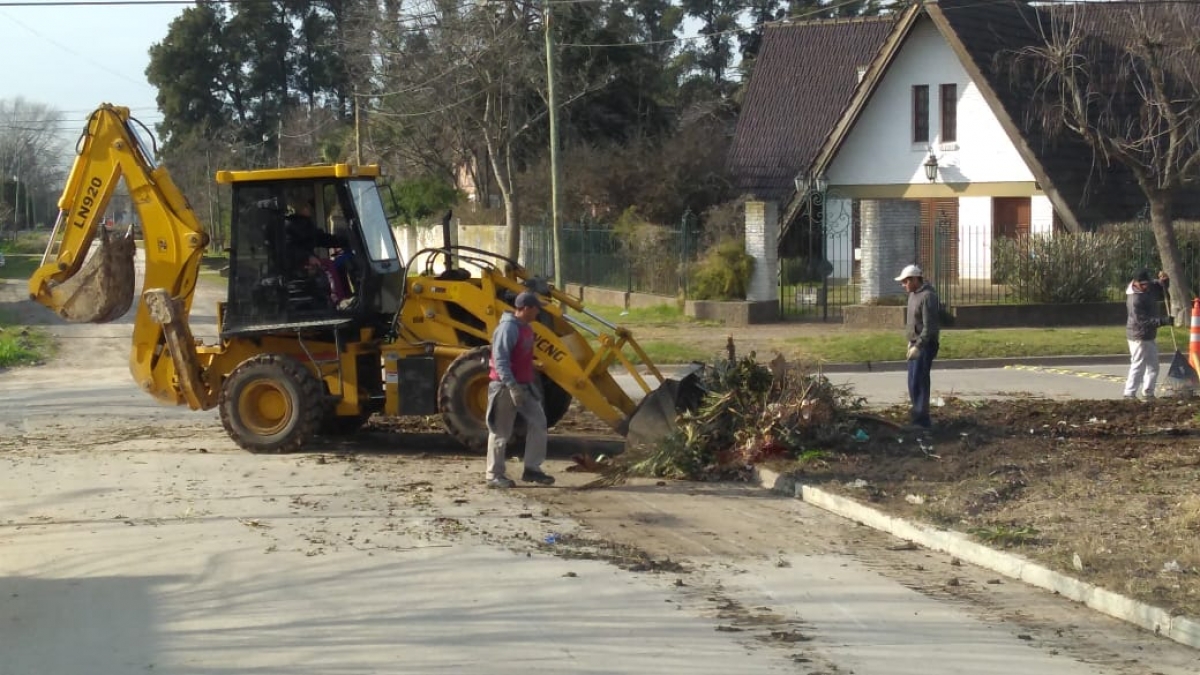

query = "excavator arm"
[28, 104, 212, 409]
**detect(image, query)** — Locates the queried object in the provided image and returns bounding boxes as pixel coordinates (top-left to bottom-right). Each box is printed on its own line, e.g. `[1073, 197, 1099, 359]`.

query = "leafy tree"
[679, 0, 741, 101]
[391, 176, 463, 226]
[146, 3, 232, 146]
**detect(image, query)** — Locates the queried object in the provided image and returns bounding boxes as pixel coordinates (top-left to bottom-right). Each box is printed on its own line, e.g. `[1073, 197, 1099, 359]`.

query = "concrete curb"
[755, 466, 1200, 650]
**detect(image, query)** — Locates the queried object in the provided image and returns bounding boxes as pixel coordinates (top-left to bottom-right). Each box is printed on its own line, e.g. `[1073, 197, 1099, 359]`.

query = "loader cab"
[216, 165, 405, 338]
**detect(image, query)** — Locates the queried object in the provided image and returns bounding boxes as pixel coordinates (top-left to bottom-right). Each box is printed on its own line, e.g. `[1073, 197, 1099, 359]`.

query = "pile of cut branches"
[591, 352, 868, 484]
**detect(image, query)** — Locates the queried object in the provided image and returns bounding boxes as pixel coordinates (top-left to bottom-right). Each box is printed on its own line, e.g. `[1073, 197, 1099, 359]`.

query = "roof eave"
[782, 2, 923, 229]
[924, 1, 1083, 233]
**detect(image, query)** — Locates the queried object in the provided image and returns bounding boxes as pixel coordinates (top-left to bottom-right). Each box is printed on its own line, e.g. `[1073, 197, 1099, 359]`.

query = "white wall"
[394, 223, 509, 274]
[826, 17, 1035, 187]
[1031, 195, 1054, 236]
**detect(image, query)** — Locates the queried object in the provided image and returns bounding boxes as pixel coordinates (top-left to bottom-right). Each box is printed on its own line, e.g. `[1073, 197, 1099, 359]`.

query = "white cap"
[894, 264, 923, 281]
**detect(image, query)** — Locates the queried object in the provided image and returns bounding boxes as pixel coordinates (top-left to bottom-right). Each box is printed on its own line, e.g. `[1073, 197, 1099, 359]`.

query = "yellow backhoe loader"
[28, 104, 698, 453]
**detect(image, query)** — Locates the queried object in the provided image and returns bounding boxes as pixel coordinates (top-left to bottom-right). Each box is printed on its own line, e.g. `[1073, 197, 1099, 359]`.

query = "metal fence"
[779, 194, 1200, 320]
[523, 215, 702, 297]
[525, 206, 1199, 318]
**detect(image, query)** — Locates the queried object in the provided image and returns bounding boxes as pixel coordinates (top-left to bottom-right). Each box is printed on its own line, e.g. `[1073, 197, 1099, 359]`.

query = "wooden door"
[993, 197, 1031, 240]
[919, 198, 959, 284]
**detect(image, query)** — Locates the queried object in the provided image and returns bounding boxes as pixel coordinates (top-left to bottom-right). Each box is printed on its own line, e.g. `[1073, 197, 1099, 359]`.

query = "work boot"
[521, 468, 556, 485]
[487, 477, 516, 489]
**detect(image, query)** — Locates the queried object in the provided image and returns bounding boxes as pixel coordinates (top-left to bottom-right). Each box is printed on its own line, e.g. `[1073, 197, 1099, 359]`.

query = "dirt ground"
[377, 391, 1200, 622]
[782, 397, 1200, 618]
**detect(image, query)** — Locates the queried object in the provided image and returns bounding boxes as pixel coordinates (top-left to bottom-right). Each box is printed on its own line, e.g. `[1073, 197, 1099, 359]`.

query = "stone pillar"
[860, 198, 921, 303]
[744, 200, 779, 303]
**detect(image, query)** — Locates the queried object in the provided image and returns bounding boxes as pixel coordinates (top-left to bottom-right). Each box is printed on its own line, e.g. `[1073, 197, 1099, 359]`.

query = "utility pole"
[354, 94, 363, 164]
[12, 152, 20, 232]
[544, 0, 563, 289]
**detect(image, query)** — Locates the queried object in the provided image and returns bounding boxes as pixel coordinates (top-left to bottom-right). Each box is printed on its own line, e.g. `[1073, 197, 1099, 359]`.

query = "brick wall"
[745, 200, 779, 302]
[861, 198, 920, 302]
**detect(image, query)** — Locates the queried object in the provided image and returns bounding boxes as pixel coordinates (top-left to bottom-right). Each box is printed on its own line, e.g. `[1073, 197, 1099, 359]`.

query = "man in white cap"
[895, 264, 940, 429]
[484, 290, 555, 488]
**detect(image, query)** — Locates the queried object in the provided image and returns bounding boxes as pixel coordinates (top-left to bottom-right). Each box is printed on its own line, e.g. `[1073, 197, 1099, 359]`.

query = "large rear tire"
[438, 346, 572, 452]
[219, 354, 324, 453]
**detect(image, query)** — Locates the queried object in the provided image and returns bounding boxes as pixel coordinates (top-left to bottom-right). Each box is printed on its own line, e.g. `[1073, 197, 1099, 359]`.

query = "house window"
[940, 83, 957, 143]
[912, 85, 929, 144]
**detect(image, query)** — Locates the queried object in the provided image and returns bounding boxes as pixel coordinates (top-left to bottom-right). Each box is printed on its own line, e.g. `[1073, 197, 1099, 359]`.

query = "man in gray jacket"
[1124, 269, 1171, 400]
[485, 290, 555, 488]
[896, 264, 940, 429]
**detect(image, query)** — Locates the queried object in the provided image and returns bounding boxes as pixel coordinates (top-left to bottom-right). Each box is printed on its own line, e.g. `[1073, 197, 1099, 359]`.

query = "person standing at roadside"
[485, 291, 555, 488]
[1124, 269, 1171, 401]
[896, 264, 940, 429]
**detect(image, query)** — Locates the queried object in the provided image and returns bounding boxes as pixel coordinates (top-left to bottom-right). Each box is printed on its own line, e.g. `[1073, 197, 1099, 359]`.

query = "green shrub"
[613, 207, 679, 294]
[390, 176, 463, 226]
[689, 238, 755, 300]
[992, 231, 1141, 303]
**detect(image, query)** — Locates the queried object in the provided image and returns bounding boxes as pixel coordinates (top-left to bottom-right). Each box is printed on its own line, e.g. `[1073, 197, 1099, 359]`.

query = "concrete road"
[3, 277, 1195, 674]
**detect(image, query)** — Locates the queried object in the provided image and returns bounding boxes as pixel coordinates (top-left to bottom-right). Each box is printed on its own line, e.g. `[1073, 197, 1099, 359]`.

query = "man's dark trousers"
[907, 340, 940, 428]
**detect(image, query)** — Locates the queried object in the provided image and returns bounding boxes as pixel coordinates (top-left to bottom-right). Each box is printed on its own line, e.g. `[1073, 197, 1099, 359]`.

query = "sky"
[0, 0, 183, 140]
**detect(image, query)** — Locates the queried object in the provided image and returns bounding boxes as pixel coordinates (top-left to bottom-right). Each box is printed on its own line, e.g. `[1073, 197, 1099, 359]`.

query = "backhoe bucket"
[52, 228, 137, 323]
[623, 367, 706, 451]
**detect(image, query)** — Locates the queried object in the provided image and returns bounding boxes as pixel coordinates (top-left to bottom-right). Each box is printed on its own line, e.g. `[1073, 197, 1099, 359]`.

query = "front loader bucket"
[51, 228, 137, 323]
[623, 367, 706, 451]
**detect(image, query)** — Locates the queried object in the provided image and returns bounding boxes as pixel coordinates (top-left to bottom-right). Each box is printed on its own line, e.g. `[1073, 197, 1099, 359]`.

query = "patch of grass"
[636, 340, 719, 365]
[784, 327, 1172, 362]
[967, 523, 1040, 547]
[0, 323, 53, 367]
[1, 231, 51, 255]
[584, 303, 716, 327]
[0, 254, 39, 280]
[795, 448, 830, 463]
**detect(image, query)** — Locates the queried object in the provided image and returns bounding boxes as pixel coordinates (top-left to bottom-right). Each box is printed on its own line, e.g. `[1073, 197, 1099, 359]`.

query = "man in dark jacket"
[1124, 269, 1171, 400]
[896, 264, 940, 429]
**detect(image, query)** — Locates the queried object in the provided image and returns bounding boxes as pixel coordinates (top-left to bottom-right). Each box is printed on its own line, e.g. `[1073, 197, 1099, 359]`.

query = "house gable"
[826, 16, 1036, 190]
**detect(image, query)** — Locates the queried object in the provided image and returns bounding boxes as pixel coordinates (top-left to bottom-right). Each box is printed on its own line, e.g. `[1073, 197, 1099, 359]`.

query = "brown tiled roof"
[934, 0, 1200, 225]
[726, 16, 897, 202]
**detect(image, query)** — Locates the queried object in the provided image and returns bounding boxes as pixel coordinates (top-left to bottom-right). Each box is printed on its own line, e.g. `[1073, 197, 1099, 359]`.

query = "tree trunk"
[1148, 192, 1192, 324]
[483, 134, 519, 262]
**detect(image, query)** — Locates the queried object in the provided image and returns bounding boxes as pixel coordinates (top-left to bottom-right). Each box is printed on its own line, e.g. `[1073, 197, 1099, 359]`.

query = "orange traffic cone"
[1189, 298, 1200, 378]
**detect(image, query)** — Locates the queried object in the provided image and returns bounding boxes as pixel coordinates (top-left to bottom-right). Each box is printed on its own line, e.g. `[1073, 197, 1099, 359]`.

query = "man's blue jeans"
[907, 340, 940, 428]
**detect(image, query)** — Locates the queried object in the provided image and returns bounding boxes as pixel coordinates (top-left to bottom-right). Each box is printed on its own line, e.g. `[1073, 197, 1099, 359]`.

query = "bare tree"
[1010, 3, 1200, 320]
[0, 98, 67, 232]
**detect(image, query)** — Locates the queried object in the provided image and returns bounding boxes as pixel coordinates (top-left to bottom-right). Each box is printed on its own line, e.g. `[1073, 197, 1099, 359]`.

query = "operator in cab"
[283, 198, 343, 277]
[282, 195, 356, 308]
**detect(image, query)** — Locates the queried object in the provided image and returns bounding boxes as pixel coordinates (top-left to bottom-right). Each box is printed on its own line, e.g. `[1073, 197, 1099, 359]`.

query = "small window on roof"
[912, 85, 929, 144]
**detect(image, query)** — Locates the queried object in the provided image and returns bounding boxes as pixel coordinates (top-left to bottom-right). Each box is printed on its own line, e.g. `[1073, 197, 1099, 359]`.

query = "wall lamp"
[923, 153, 939, 183]
[794, 171, 829, 194]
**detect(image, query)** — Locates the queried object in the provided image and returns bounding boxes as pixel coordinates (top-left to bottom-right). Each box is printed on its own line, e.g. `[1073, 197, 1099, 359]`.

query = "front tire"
[219, 354, 324, 453]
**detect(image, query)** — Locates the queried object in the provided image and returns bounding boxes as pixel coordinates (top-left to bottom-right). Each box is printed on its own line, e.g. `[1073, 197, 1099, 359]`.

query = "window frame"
[912, 84, 930, 144]
[940, 83, 958, 144]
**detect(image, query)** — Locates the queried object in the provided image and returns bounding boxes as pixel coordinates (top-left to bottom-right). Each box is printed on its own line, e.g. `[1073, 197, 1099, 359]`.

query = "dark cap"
[514, 291, 543, 309]
[1134, 269, 1152, 283]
